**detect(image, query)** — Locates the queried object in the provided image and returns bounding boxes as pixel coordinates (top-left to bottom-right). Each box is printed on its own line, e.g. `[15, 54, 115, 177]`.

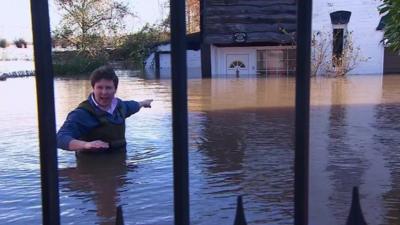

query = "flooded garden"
[0, 72, 399, 225]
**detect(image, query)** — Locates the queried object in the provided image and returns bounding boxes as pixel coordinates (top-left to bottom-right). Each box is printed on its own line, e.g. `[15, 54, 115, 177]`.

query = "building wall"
[211, 45, 295, 76]
[212, 46, 256, 75]
[144, 44, 201, 69]
[384, 48, 400, 74]
[312, 0, 384, 75]
[203, 0, 296, 44]
[146, 0, 385, 76]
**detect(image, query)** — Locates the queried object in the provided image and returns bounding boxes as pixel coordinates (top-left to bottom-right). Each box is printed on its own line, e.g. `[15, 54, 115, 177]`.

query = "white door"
[226, 54, 249, 75]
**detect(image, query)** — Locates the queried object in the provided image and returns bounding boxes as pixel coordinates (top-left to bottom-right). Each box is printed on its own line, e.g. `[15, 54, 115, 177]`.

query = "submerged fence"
[0, 70, 35, 80]
[114, 187, 368, 225]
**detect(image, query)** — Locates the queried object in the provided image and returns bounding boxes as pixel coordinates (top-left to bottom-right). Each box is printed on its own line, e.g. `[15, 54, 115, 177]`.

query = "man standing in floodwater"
[57, 65, 153, 153]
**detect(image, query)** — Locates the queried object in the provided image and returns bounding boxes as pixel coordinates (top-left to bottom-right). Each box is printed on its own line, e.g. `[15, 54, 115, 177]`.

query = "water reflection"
[2, 74, 400, 225]
[54, 79, 92, 118]
[309, 76, 390, 225]
[373, 76, 400, 225]
[190, 107, 295, 224]
[373, 103, 400, 225]
[325, 78, 368, 223]
[59, 153, 134, 225]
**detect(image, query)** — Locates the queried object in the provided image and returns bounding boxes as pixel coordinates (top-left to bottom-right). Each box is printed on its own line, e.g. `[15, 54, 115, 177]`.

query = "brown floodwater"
[0, 73, 399, 225]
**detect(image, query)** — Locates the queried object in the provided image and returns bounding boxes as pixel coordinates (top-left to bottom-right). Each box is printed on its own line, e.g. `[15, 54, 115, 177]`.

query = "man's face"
[93, 79, 116, 108]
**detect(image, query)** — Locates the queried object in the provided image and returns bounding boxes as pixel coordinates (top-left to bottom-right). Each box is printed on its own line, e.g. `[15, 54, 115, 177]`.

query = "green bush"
[117, 24, 169, 66]
[52, 51, 108, 76]
[0, 39, 7, 48]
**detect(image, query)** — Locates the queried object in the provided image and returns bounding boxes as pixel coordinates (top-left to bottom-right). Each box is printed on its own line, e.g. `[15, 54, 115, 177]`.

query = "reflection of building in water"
[197, 111, 247, 175]
[372, 75, 400, 225]
[189, 77, 295, 112]
[194, 106, 295, 223]
[325, 79, 360, 223]
[59, 153, 132, 225]
[324, 77, 388, 224]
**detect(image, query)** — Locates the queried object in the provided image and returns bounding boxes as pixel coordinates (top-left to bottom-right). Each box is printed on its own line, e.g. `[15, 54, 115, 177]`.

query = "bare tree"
[311, 31, 368, 77]
[54, 0, 134, 55]
[311, 31, 330, 76]
[326, 31, 369, 76]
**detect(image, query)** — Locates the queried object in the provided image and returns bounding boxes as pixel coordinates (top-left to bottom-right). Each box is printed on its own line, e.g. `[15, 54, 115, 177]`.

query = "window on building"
[229, 60, 246, 69]
[330, 10, 351, 67]
[287, 48, 296, 75]
[332, 28, 344, 66]
[256, 48, 296, 76]
[256, 50, 266, 75]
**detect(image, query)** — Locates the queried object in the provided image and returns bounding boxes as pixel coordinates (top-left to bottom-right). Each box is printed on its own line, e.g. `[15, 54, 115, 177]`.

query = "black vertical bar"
[200, 0, 211, 78]
[346, 187, 367, 225]
[30, 1, 60, 225]
[115, 205, 125, 225]
[295, 0, 312, 224]
[201, 44, 212, 78]
[155, 51, 160, 78]
[170, 0, 190, 225]
[233, 196, 248, 225]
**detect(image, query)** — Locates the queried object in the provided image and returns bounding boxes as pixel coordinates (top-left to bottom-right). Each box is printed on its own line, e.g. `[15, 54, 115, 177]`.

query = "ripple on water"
[2, 75, 400, 225]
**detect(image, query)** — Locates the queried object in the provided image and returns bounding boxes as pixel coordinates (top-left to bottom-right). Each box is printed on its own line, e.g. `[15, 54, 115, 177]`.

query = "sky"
[0, 0, 168, 42]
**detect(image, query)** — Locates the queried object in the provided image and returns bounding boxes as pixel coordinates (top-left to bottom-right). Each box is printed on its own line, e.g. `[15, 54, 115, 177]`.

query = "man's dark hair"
[90, 65, 119, 89]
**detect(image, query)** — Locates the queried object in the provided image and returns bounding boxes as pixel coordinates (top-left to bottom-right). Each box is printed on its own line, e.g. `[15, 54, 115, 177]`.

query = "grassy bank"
[52, 51, 108, 76]
[52, 50, 144, 76]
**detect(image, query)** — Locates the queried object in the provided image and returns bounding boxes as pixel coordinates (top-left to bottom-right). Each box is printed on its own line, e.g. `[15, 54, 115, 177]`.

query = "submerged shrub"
[0, 39, 7, 48]
[14, 38, 27, 48]
[52, 51, 108, 76]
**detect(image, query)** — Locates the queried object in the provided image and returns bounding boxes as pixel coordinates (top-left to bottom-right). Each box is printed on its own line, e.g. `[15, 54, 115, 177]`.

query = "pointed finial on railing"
[346, 186, 367, 225]
[115, 205, 124, 225]
[233, 196, 248, 225]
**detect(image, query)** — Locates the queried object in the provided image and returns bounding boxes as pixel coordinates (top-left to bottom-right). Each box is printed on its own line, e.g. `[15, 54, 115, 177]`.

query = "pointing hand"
[140, 99, 153, 108]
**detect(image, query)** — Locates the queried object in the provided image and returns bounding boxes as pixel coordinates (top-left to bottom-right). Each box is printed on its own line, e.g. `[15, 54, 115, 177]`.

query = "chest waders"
[77, 100, 127, 154]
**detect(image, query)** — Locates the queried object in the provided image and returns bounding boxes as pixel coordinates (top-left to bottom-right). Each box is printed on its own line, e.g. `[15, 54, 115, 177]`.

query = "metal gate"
[30, 0, 367, 225]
